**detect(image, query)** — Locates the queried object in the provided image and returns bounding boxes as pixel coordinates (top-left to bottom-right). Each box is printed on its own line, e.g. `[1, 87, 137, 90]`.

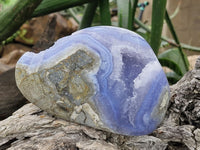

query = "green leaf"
[165, 11, 189, 71]
[166, 72, 181, 84]
[32, 0, 94, 17]
[68, 8, 81, 24]
[98, 0, 111, 25]
[0, 0, 17, 11]
[117, 0, 137, 30]
[150, 0, 167, 55]
[158, 48, 189, 76]
[136, 29, 150, 42]
[132, 0, 139, 30]
[79, 1, 98, 29]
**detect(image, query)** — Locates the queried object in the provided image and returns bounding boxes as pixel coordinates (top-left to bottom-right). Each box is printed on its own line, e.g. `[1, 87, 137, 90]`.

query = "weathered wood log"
[0, 103, 168, 150]
[0, 56, 200, 150]
[169, 56, 200, 127]
[153, 56, 200, 150]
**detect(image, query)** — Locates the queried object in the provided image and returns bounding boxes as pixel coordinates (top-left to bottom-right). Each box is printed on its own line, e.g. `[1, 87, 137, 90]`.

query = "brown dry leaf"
[2, 43, 31, 57]
[0, 49, 26, 74]
[0, 43, 30, 74]
[0, 49, 25, 65]
[15, 13, 78, 45]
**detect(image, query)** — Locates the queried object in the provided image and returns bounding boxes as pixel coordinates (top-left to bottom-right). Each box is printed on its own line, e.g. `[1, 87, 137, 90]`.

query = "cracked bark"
[1, 57, 200, 150]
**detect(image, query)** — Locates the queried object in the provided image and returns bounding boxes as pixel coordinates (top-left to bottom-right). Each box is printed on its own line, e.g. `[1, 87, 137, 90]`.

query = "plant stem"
[134, 18, 150, 32]
[0, 0, 43, 42]
[79, 1, 98, 29]
[180, 44, 200, 52]
[132, 0, 139, 30]
[165, 10, 189, 71]
[134, 18, 200, 52]
[165, 11, 180, 46]
[98, 0, 111, 25]
[68, 8, 80, 24]
[32, 0, 95, 18]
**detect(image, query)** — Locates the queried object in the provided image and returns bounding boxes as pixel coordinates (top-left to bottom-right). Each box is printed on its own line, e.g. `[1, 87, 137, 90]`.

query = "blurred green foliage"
[0, 0, 16, 11]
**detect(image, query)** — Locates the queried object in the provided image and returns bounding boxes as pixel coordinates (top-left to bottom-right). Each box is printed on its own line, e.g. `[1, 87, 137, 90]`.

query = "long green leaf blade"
[98, 0, 111, 25]
[132, 0, 139, 30]
[0, 0, 17, 11]
[165, 10, 189, 71]
[117, 0, 133, 30]
[79, 1, 98, 29]
[32, 0, 95, 17]
[150, 0, 167, 55]
[159, 58, 183, 76]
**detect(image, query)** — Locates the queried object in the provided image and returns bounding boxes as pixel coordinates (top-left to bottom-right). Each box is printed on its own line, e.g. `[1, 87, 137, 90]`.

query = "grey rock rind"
[1, 57, 200, 149]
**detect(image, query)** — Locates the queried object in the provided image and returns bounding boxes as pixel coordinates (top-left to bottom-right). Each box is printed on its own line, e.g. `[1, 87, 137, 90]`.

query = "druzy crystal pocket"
[15, 26, 170, 136]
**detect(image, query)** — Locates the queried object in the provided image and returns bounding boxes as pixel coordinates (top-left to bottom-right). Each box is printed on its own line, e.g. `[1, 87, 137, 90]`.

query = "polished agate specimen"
[15, 26, 170, 136]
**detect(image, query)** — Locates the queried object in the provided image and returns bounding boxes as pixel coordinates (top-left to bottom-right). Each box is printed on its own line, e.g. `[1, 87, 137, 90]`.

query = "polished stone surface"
[15, 26, 170, 136]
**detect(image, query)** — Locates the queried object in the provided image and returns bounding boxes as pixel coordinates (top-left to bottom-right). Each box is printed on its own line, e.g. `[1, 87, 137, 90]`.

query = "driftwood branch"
[0, 57, 200, 150]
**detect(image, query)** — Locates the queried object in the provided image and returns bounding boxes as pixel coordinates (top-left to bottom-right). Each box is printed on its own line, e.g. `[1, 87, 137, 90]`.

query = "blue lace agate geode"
[15, 26, 170, 136]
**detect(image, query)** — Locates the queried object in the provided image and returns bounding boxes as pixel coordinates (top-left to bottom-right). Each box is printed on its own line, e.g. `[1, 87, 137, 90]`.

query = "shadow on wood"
[0, 68, 27, 120]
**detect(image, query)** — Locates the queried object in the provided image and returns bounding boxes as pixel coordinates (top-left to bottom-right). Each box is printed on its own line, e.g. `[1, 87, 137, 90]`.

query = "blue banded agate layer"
[15, 26, 170, 136]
